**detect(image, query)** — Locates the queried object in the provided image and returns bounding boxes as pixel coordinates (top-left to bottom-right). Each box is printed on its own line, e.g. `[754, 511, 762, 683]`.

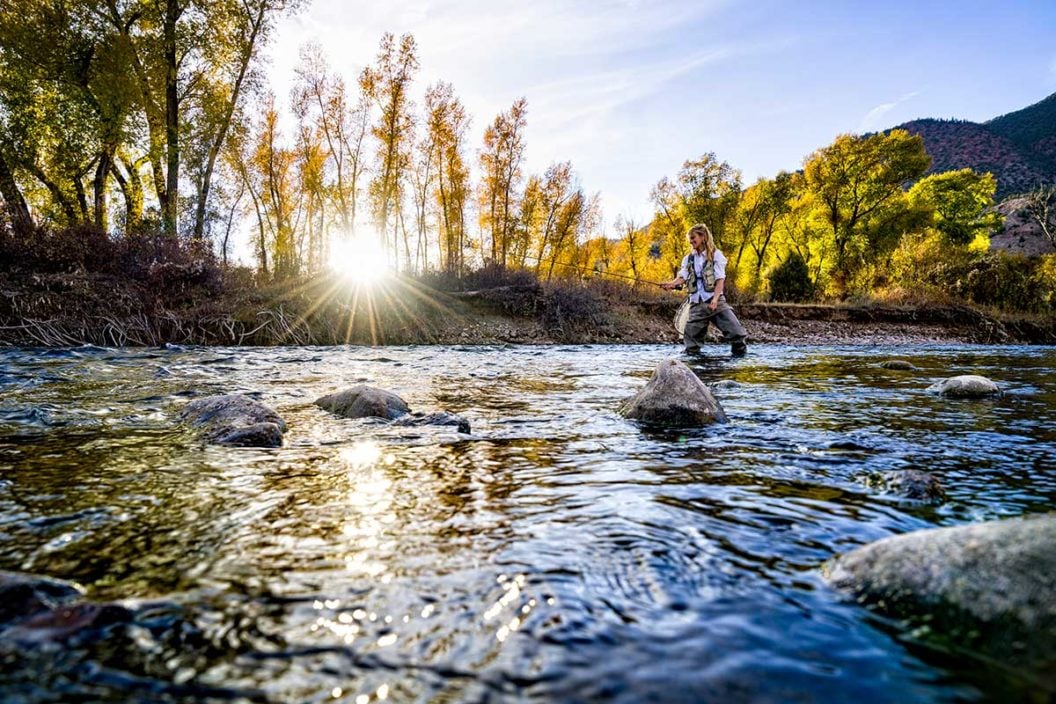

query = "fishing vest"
[683, 252, 716, 294]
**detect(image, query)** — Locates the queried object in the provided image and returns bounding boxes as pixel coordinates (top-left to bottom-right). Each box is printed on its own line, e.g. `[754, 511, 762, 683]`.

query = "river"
[1, 344, 1054, 702]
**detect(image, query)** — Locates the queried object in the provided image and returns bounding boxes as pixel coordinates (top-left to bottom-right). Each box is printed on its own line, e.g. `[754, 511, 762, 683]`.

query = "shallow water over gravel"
[0, 343, 1054, 703]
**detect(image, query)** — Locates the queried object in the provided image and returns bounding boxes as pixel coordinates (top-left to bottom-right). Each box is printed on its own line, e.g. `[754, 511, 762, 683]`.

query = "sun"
[328, 231, 390, 285]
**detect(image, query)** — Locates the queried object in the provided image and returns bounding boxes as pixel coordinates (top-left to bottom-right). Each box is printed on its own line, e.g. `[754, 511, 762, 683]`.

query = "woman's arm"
[709, 278, 725, 308]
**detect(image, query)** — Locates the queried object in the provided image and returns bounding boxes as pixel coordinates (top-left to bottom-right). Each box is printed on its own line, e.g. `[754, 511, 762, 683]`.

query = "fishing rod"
[513, 252, 677, 289]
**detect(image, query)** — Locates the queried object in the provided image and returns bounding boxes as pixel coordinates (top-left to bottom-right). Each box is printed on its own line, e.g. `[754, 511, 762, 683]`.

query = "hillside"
[987, 91, 1056, 151]
[891, 91, 1056, 199]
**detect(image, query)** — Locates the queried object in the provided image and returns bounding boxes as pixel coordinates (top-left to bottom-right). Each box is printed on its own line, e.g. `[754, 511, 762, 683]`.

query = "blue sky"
[266, 0, 1056, 225]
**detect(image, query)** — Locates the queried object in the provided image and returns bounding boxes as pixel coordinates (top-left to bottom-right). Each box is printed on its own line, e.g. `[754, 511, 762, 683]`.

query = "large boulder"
[824, 514, 1056, 668]
[620, 359, 727, 425]
[926, 374, 1000, 398]
[315, 385, 409, 420]
[179, 394, 286, 447]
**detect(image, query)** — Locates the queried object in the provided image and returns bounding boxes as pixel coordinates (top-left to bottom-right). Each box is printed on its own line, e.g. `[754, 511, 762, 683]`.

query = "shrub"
[0, 224, 223, 301]
[768, 253, 814, 302]
[945, 253, 1056, 314]
[539, 279, 609, 331]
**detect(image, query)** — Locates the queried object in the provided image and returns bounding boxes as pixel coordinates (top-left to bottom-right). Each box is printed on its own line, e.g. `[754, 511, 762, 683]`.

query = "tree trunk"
[0, 152, 33, 232]
[192, 2, 265, 241]
[163, 0, 181, 236]
[92, 147, 115, 231]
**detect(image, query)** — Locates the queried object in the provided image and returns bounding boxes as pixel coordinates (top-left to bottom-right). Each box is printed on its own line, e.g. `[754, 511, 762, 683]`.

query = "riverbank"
[1, 271, 1053, 346]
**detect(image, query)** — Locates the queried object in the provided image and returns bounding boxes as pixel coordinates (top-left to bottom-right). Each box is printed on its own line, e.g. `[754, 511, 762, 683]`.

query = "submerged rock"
[391, 411, 471, 434]
[620, 359, 727, 426]
[315, 385, 410, 420]
[868, 469, 946, 502]
[0, 570, 132, 644]
[5, 602, 133, 645]
[926, 375, 1000, 398]
[880, 360, 918, 371]
[0, 571, 83, 624]
[180, 394, 286, 447]
[709, 380, 742, 391]
[824, 514, 1056, 667]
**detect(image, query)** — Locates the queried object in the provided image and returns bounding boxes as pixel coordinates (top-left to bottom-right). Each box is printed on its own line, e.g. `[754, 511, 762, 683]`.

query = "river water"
[0, 344, 1053, 703]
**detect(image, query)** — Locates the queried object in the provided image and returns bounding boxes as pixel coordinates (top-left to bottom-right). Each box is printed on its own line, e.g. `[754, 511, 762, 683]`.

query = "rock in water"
[620, 359, 727, 425]
[315, 385, 409, 420]
[869, 469, 946, 502]
[926, 374, 1000, 398]
[880, 360, 918, 371]
[824, 514, 1056, 668]
[391, 411, 471, 434]
[0, 572, 133, 644]
[0, 571, 84, 624]
[180, 394, 286, 447]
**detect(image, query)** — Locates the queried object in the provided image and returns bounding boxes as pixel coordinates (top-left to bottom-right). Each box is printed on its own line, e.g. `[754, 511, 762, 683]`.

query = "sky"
[264, 0, 1056, 227]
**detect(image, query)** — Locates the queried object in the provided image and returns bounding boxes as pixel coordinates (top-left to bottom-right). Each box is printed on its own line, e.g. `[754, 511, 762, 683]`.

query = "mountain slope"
[987, 91, 1056, 152]
[891, 91, 1056, 199]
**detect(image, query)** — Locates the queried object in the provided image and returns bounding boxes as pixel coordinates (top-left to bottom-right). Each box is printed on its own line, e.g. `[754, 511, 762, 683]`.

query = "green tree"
[908, 169, 1001, 245]
[0, 1, 137, 229]
[803, 130, 931, 289]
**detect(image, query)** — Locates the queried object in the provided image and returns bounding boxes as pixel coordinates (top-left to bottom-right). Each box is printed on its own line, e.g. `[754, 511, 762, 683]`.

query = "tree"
[803, 130, 931, 288]
[188, 0, 295, 242]
[648, 153, 741, 278]
[0, 0, 137, 229]
[479, 98, 527, 266]
[614, 216, 645, 285]
[908, 169, 1001, 245]
[250, 97, 298, 277]
[361, 32, 418, 265]
[676, 153, 742, 242]
[292, 42, 369, 236]
[747, 171, 795, 284]
[425, 82, 471, 275]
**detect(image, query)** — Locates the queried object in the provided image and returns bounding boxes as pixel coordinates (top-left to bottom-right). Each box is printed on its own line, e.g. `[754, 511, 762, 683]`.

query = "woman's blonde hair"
[687, 223, 716, 261]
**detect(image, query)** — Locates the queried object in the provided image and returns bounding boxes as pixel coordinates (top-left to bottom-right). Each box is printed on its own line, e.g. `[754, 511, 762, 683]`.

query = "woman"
[661, 223, 748, 356]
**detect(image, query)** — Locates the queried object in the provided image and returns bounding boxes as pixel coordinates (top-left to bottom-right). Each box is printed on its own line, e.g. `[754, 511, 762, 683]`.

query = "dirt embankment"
[1, 272, 1053, 347]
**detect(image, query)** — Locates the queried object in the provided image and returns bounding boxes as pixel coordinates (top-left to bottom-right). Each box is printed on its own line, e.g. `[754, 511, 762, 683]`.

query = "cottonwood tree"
[250, 97, 299, 277]
[676, 153, 742, 243]
[907, 169, 1001, 245]
[647, 153, 741, 277]
[479, 98, 527, 267]
[361, 32, 418, 266]
[613, 216, 645, 285]
[187, 0, 298, 243]
[0, 1, 137, 229]
[511, 174, 542, 269]
[292, 42, 370, 237]
[408, 120, 434, 273]
[803, 129, 930, 288]
[746, 171, 795, 285]
[425, 82, 471, 275]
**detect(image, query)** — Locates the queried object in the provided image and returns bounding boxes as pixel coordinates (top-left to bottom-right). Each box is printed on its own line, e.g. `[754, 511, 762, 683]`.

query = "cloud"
[856, 91, 920, 133]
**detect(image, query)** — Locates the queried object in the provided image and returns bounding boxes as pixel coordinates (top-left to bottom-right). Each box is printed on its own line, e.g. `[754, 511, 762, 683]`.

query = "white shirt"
[678, 249, 727, 304]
